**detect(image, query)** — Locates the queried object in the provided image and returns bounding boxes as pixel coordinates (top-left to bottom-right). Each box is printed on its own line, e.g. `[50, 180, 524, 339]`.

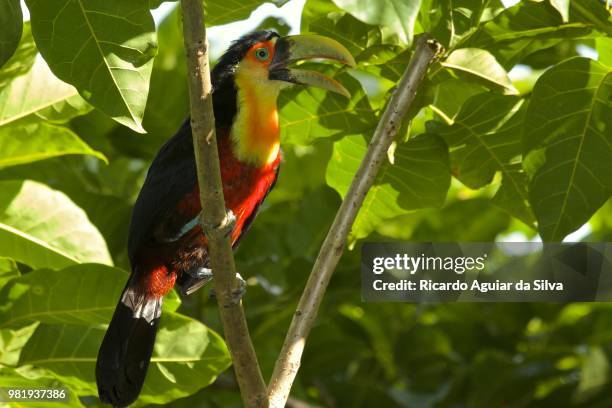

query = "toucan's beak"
[269, 35, 356, 98]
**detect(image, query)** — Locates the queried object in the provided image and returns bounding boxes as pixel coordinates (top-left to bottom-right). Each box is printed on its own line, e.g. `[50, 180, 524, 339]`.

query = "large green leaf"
[0, 43, 100, 167]
[0, 180, 112, 269]
[18, 313, 231, 404]
[431, 92, 535, 226]
[0, 264, 125, 329]
[0, 0, 22, 67]
[25, 0, 157, 133]
[441, 48, 518, 94]
[279, 72, 376, 145]
[0, 264, 181, 329]
[327, 133, 450, 240]
[0, 122, 105, 169]
[433, 93, 524, 188]
[332, 0, 422, 45]
[464, 1, 592, 69]
[523, 57, 612, 241]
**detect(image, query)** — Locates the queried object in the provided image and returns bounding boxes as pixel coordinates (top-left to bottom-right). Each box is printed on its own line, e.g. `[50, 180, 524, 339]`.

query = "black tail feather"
[96, 286, 162, 407]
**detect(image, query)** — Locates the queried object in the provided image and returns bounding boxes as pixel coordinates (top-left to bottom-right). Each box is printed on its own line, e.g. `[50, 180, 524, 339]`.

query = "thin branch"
[179, 1, 267, 406]
[267, 35, 443, 407]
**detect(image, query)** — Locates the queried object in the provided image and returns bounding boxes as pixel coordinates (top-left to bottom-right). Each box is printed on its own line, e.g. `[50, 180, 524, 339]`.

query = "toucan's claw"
[209, 273, 247, 307]
[224, 210, 236, 238]
[180, 267, 214, 295]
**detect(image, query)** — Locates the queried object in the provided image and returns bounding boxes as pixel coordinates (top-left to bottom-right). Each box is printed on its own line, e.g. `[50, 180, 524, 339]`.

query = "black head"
[211, 30, 355, 128]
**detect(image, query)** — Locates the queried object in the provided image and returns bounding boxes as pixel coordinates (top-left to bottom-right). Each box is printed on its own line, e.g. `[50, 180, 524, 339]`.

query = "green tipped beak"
[269, 34, 356, 98]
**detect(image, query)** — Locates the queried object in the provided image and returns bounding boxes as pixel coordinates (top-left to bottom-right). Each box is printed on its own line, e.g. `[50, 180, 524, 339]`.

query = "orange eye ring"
[254, 47, 269, 61]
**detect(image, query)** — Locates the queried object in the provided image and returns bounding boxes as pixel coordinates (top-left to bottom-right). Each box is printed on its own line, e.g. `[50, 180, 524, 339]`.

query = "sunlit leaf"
[0, 323, 38, 366]
[596, 37, 612, 67]
[19, 314, 230, 404]
[550, 0, 570, 22]
[25, 0, 157, 132]
[431, 92, 535, 226]
[524, 57, 611, 241]
[279, 72, 376, 145]
[0, 122, 105, 169]
[332, 0, 422, 45]
[0, 180, 112, 269]
[0, 264, 179, 329]
[327, 133, 450, 240]
[441, 48, 518, 94]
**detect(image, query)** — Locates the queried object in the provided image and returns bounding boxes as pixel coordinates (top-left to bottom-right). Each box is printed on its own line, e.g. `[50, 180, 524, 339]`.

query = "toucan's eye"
[255, 47, 269, 61]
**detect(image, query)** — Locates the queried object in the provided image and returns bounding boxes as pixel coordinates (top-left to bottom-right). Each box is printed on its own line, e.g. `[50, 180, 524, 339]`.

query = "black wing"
[127, 119, 198, 265]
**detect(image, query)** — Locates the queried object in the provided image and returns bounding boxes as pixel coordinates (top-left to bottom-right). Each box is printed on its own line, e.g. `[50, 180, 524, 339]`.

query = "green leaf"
[429, 78, 485, 123]
[302, 0, 382, 60]
[570, 0, 612, 37]
[575, 346, 609, 401]
[279, 72, 376, 145]
[523, 57, 612, 241]
[0, 256, 18, 287]
[434, 93, 524, 188]
[596, 37, 612, 67]
[18, 314, 231, 404]
[0, 323, 38, 366]
[550, 0, 570, 22]
[0, 41, 91, 127]
[0, 366, 84, 407]
[0, 264, 127, 329]
[432, 92, 535, 226]
[0, 180, 112, 269]
[410, 198, 511, 241]
[421, 0, 505, 48]
[207, 0, 289, 26]
[332, 0, 422, 45]
[0, 122, 106, 169]
[25, 0, 157, 133]
[465, 1, 592, 69]
[0, 23, 37, 90]
[490, 163, 535, 227]
[441, 48, 518, 94]
[326, 133, 450, 240]
[0, 0, 22, 67]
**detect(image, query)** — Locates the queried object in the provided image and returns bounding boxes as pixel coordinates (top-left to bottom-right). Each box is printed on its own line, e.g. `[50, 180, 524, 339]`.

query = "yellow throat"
[231, 60, 283, 166]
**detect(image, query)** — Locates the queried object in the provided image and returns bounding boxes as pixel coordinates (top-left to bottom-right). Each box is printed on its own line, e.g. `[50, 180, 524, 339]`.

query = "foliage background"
[0, 0, 611, 406]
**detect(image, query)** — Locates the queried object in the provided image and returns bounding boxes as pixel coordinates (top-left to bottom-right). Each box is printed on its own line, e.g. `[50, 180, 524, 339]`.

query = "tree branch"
[179, 1, 267, 406]
[267, 35, 443, 407]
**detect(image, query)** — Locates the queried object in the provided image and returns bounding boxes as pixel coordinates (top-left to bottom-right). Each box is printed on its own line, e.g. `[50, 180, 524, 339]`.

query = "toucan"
[95, 30, 355, 407]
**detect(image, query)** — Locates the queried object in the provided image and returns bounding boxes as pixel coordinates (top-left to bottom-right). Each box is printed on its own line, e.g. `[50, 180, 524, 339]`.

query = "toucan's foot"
[209, 273, 247, 307]
[223, 209, 236, 238]
[202, 209, 236, 238]
[180, 267, 213, 296]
